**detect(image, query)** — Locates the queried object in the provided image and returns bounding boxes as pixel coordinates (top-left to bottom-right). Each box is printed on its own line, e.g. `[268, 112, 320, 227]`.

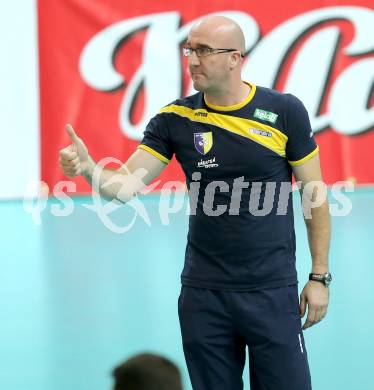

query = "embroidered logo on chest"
[253, 108, 278, 124]
[194, 132, 213, 155]
[249, 128, 273, 137]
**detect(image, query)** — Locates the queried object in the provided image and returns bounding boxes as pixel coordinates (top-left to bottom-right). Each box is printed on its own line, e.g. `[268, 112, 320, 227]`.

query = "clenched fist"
[59, 124, 90, 178]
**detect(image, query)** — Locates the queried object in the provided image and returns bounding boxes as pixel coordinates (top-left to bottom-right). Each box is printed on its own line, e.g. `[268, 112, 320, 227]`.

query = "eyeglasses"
[183, 46, 244, 58]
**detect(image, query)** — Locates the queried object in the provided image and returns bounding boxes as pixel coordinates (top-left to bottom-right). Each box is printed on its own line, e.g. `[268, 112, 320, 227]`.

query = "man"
[60, 15, 331, 390]
[112, 353, 183, 390]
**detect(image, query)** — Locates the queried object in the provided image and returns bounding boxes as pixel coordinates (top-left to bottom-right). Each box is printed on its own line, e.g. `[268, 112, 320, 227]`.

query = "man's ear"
[229, 52, 240, 69]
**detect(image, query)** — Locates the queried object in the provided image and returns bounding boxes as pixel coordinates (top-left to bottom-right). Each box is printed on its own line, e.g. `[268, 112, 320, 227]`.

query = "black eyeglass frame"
[183, 46, 244, 58]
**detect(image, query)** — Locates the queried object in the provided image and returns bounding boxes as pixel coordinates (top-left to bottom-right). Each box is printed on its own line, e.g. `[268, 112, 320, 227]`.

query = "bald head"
[189, 15, 245, 54]
[186, 16, 246, 94]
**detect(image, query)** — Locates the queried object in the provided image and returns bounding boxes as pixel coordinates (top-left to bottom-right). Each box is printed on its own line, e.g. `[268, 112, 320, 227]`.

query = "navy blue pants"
[178, 285, 312, 390]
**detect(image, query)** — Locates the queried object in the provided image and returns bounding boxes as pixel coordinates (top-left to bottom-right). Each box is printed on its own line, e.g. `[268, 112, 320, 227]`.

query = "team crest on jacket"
[194, 132, 213, 155]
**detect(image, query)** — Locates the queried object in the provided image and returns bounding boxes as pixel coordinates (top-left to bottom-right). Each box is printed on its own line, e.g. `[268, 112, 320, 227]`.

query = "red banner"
[38, 0, 374, 192]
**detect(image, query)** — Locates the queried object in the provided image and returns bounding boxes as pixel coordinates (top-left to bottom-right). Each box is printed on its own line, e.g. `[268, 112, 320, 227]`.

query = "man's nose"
[188, 50, 200, 66]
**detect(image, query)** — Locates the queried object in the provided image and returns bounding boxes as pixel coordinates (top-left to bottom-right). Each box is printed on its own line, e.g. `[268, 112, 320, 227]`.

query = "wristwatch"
[309, 272, 332, 287]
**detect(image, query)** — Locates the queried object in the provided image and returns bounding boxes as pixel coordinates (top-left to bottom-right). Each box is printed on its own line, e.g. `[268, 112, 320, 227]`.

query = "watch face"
[324, 273, 332, 286]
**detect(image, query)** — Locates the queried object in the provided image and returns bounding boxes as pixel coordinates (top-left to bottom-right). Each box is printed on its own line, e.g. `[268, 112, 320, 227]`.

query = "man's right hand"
[58, 123, 167, 201]
[59, 124, 91, 178]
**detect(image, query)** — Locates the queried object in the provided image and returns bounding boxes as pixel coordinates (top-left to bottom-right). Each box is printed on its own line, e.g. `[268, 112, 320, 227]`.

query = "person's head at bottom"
[112, 353, 183, 390]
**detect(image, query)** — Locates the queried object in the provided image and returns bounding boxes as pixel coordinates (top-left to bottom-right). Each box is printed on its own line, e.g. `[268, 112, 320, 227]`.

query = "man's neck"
[204, 80, 250, 108]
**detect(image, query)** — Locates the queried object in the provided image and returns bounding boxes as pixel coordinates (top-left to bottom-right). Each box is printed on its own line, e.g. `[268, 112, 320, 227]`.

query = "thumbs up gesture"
[59, 124, 90, 177]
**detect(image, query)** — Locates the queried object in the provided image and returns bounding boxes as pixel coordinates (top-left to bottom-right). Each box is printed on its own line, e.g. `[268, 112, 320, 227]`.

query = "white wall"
[0, 0, 39, 199]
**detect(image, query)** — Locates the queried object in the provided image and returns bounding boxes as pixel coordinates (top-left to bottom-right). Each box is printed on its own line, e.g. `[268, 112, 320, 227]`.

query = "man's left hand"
[300, 280, 329, 330]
